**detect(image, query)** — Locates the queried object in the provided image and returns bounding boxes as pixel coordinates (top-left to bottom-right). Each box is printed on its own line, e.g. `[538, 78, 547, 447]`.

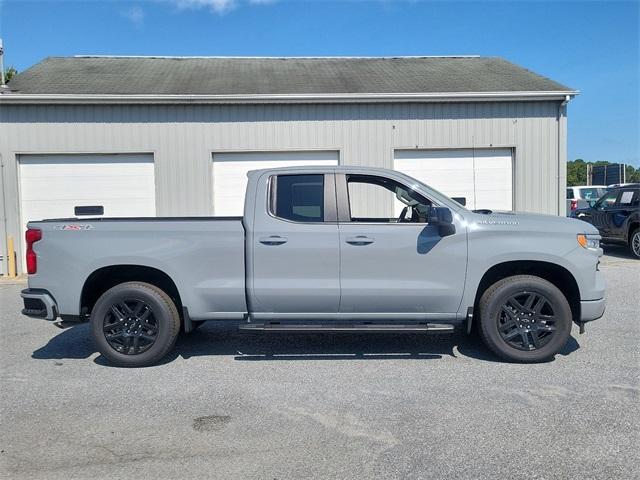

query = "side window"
[346, 174, 432, 223]
[619, 190, 638, 207]
[596, 191, 619, 209]
[271, 174, 324, 222]
[566, 189, 575, 200]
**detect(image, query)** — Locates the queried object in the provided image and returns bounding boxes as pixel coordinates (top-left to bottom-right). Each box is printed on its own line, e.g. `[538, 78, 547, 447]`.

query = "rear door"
[591, 190, 621, 237]
[335, 173, 467, 319]
[607, 189, 640, 240]
[248, 172, 340, 316]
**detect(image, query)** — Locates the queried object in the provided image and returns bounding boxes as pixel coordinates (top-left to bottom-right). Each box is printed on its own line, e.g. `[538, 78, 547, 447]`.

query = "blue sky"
[1, 0, 638, 166]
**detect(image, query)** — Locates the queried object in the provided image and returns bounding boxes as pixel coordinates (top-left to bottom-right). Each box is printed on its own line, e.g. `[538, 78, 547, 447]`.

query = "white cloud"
[122, 5, 145, 26]
[172, 0, 238, 14]
[167, 0, 278, 15]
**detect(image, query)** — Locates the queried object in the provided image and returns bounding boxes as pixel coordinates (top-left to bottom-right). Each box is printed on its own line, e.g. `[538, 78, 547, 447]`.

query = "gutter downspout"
[0, 153, 8, 275]
[558, 95, 571, 215]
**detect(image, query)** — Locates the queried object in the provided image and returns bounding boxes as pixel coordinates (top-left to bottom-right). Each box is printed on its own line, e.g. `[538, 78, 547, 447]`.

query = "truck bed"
[26, 217, 248, 320]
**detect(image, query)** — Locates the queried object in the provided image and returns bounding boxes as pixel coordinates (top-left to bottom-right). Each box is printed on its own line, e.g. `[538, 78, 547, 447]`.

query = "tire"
[478, 275, 572, 363]
[629, 228, 640, 259]
[91, 282, 181, 367]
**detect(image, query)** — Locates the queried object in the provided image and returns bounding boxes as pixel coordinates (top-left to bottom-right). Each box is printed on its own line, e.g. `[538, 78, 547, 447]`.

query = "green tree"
[3, 66, 17, 83]
[626, 164, 640, 183]
[568, 159, 640, 186]
[567, 158, 588, 186]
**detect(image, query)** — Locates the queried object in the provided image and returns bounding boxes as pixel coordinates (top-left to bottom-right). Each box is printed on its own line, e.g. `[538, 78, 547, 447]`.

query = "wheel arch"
[473, 260, 581, 325]
[628, 220, 639, 241]
[80, 265, 183, 321]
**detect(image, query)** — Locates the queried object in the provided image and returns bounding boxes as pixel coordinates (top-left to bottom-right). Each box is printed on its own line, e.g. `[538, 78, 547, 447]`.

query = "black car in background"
[572, 185, 640, 259]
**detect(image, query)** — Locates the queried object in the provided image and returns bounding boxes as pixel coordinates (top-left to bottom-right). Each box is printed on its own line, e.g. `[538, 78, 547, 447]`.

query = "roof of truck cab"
[247, 165, 396, 176]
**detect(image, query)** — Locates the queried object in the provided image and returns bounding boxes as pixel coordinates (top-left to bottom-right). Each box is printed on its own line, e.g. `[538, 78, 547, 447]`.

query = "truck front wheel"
[478, 275, 572, 363]
[90, 282, 181, 367]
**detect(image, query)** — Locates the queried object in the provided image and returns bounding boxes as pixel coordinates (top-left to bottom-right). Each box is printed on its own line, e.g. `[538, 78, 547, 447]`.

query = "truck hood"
[465, 210, 600, 236]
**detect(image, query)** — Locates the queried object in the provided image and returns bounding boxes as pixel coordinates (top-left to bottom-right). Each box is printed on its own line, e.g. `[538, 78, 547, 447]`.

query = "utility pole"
[0, 38, 7, 87]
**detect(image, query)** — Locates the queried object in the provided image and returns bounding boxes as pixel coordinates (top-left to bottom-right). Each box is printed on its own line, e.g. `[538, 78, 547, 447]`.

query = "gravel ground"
[1, 246, 638, 480]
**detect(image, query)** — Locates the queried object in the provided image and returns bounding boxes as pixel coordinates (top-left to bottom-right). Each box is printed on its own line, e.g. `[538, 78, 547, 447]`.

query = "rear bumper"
[21, 289, 58, 320]
[580, 297, 606, 323]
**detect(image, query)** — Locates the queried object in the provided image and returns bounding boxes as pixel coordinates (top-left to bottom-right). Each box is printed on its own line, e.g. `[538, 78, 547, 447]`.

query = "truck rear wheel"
[478, 275, 572, 363]
[90, 282, 181, 367]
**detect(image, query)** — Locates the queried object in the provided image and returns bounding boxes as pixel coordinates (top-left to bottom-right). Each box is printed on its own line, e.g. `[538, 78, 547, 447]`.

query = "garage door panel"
[19, 154, 156, 225]
[20, 177, 155, 201]
[394, 148, 513, 211]
[212, 151, 339, 216]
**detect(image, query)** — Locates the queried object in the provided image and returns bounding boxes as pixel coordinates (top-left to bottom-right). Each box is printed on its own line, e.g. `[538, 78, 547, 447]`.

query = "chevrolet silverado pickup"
[21, 166, 606, 367]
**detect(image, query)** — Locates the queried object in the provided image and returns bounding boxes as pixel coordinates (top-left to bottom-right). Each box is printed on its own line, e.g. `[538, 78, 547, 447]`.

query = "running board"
[239, 323, 455, 333]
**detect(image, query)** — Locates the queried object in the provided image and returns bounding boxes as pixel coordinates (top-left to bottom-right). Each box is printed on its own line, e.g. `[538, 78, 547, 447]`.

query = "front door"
[590, 190, 620, 237]
[249, 172, 340, 316]
[336, 173, 467, 318]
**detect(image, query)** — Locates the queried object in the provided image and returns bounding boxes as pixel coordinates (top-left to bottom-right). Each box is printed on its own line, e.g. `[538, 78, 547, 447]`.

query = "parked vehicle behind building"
[566, 185, 608, 216]
[572, 185, 640, 259]
[21, 167, 605, 367]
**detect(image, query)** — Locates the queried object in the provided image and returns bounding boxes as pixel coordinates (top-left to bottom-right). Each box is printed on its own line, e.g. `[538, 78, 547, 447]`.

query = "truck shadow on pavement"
[31, 322, 581, 366]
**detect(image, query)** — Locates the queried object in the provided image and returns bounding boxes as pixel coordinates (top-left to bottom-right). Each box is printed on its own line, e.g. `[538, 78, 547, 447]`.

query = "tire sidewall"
[480, 278, 572, 362]
[91, 284, 176, 367]
[630, 229, 640, 259]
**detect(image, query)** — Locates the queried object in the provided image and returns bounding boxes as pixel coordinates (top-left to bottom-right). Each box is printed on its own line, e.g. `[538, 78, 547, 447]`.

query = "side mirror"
[452, 197, 467, 206]
[427, 207, 455, 237]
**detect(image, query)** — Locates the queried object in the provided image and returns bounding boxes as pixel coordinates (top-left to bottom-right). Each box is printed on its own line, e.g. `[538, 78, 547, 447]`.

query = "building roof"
[2, 56, 577, 103]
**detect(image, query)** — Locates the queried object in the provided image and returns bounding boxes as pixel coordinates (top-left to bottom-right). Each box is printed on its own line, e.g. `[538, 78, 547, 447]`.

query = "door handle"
[345, 235, 374, 246]
[259, 235, 288, 245]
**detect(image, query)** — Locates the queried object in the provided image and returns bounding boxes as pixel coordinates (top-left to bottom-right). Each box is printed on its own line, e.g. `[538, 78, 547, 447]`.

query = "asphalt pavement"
[1, 246, 638, 480]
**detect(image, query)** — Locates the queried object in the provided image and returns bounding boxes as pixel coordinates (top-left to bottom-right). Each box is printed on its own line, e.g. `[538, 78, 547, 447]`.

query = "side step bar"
[239, 323, 455, 333]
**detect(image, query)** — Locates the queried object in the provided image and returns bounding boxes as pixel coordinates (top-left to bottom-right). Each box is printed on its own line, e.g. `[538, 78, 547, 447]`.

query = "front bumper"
[580, 297, 606, 322]
[21, 289, 58, 320]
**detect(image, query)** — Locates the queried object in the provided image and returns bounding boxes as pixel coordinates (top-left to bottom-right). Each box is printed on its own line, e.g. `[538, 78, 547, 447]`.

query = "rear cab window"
[269, 174, 325, 222]
[579, 187, 607, 200]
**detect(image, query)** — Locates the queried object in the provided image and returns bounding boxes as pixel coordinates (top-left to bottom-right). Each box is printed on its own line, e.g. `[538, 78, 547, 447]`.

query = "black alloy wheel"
[497, 291, 557, 351]
[103, 299, 159, 355]
[631, 229, 640, 259]
[478, 275, 573, 363]
[91, 282, 181, 367]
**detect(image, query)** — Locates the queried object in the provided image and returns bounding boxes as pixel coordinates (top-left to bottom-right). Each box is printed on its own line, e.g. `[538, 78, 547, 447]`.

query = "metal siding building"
[0, 57, 574, 274]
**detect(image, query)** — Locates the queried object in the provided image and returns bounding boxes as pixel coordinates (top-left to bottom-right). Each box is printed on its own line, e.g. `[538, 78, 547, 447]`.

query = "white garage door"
[394, 148, 513, 211]
[19, 154, 156, 230]
[212, 151, 339, 215]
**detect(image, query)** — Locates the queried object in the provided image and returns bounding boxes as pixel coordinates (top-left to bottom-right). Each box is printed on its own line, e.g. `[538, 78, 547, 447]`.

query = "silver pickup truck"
[21, 166, 605, 367]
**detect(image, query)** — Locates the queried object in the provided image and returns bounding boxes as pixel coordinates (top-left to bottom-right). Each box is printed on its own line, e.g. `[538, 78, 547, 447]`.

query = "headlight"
[577, 234, 600, 251]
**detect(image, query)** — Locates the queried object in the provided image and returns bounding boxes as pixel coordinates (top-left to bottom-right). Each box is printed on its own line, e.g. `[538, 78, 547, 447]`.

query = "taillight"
[570, 200, 577, 211]
[25, 228, 42, 274]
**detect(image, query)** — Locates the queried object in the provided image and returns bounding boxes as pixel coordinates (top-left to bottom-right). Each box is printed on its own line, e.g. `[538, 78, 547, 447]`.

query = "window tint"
[579, 188, 606, 200]
[566, 189, 575, 200]
[273, 174, 324, 222]
[619, 190, 639, 206]
[597, 191, 619, 209]
[346, 175, 431, 223]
